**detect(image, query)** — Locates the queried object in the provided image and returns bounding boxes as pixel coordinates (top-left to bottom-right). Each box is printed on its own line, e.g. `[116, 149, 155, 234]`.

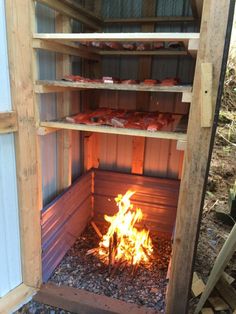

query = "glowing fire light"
[98, 190, 153, 266]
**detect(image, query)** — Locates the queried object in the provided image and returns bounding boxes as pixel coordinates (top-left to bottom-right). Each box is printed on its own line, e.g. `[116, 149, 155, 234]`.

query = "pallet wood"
[200, 308, 214, 314]
[35, 80, 192, 94]
[194, 223, 236, 313]
[0, 284, 35, 314]
[34, 283, 158, 314]
[40, 120, 187, 141]
[0, 111, 18, 133]
[34, 32, 200, 43]
[36, 0, 101, 30]
[216, 277, 236, 310]
[166, 1, 233, 313]
[5, 0, 42, 288]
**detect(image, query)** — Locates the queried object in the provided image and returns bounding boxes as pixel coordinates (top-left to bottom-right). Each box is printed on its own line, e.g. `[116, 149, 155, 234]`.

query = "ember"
[91, 191, 153, 271]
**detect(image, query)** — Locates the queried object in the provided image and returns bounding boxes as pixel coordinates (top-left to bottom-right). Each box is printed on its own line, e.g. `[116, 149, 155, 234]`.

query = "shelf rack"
[33, 32, 199, 58]
[35, 80, 192, 95]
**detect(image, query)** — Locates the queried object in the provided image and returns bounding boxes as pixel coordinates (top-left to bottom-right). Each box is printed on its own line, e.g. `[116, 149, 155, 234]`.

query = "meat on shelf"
[66, 108, 175, 132]
[62, 75, 180, 86]
[79, 41, 182, 51]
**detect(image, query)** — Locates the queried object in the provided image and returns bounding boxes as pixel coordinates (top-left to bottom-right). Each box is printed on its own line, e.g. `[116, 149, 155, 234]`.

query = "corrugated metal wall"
[0, 0, 22, 297]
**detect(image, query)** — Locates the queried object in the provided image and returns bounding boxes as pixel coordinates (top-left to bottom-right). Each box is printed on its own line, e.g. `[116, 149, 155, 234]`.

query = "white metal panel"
[0, 0, 22, 297]
[0, 135, 22, 297]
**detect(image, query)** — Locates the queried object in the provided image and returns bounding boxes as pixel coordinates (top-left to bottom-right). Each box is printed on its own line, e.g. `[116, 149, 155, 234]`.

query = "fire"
[98, 190, 153, 267]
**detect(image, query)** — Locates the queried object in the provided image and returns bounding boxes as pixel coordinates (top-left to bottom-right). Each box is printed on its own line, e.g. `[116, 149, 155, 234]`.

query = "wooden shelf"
[35, 80, 192, 94]
[33, 33, 199, 58]
[34, 32, 199, 43]
[40, 120, 187, 141]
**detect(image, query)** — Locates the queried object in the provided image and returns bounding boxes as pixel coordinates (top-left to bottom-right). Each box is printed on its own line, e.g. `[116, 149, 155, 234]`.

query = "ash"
[50, 225, 171, 312]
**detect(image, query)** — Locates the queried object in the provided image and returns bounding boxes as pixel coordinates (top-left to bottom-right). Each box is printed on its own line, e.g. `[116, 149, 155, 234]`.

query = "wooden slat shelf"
[40, 120, 187, 141]
[35, 80, 192, 94]
[34, 32, 199, 42]
[99, 50, 189, 56]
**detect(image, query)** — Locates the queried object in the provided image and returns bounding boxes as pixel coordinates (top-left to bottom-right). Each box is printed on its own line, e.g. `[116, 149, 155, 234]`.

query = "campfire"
[88, 190, 153, 273]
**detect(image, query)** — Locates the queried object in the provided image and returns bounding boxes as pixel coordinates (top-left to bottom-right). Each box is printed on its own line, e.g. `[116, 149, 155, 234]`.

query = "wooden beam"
[56, 14, 72, 193]
[5, 0, 42, 288]
[37, 126, 58, 135]
[104, 16, 196, 24]
[0, 284, 36, 314]
[166, 0, 234, 313]
[0, 111, 18, 133]
[34, 283, 158, 314]
[33, 32, 200, 42]
[36, 0, 102, 30]
[32, 39, 100, 60]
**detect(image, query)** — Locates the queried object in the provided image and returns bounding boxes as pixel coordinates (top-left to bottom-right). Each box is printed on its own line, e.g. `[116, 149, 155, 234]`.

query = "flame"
[98, 190, 153, 266]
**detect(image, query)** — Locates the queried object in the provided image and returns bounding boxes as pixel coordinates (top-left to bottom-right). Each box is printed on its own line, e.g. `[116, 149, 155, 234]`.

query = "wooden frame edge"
[0, 284, 36, 314]
[0, 111, 18, 134]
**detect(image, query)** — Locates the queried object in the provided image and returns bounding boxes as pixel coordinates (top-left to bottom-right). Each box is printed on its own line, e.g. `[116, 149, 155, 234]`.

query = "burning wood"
[89, 191, 153, 272]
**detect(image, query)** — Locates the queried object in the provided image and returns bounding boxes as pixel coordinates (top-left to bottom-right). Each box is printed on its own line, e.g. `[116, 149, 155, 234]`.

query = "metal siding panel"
[0, 0, 22, 297]
[0, 0, 11, 111]
[0, 134, 22, 297]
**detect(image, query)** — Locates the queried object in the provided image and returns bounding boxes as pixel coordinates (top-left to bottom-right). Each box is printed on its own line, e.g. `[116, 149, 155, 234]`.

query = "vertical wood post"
[166, 1, 233, 313]
[5, 0, 42, 288]
[56, 15, 72, 192]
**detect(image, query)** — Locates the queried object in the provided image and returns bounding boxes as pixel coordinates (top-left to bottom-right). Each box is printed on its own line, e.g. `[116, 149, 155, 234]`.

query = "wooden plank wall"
[93, 169, 180, 234]
[41, 172, 92, 282]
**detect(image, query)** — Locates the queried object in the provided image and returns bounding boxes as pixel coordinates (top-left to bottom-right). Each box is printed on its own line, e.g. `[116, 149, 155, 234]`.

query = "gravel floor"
[48, 224, 171, 312]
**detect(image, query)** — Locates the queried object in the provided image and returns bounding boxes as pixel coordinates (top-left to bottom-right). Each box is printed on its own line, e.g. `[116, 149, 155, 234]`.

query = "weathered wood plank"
[34, 283, 159, 314]
[166, 0, 234, 313]
[5, 0, 42, 287]
[216, 277, 236, 310]
[35, 80, 192, 94]
[0, 284, 35, 314]
[0, 111, 18, 133]
[104, 16, 196, 24]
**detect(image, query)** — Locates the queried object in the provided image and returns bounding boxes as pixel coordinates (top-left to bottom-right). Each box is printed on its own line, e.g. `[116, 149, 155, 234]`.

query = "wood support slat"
[104, 16, 196, 24]
[191, 0, 204, 20]
[99, 50, 188, 56]
[34, 283, 158, 314]
[5, 0, 42, 288]
[201, 63, 213, 127]
[40, 121, 187, 141]
[0, 111, 18, 133]
[32, 39, 100, 60]
[36, 0, 102, 30]
[166, 1, 234, 313]
[56, 14, 72, 193]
